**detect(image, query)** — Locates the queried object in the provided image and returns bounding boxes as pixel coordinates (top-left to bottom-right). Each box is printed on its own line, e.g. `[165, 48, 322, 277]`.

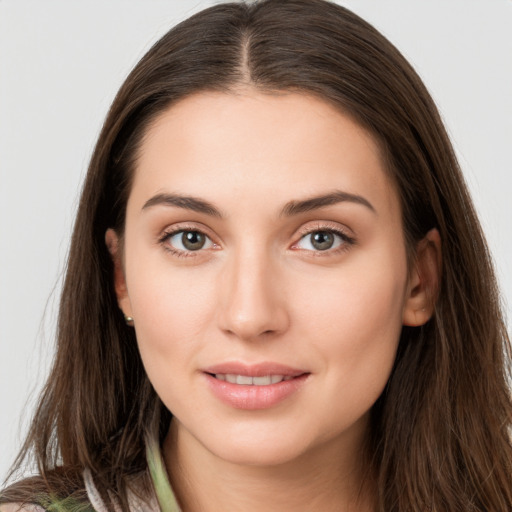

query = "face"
[108, 91, 430, 469]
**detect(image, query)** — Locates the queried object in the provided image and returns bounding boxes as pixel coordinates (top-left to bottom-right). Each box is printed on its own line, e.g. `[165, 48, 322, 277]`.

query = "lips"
[214, 374, 295, 385]
[202, 362, 309, 410]
[203, 361, 307, 378]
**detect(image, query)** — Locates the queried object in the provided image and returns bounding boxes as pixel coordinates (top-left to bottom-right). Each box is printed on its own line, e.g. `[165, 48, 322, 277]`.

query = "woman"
[1, 0, 511, 510]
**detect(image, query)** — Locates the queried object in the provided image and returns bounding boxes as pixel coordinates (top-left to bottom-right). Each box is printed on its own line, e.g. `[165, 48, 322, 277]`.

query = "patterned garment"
[6, 436, 181, 512]
[84, 435, 181, 512]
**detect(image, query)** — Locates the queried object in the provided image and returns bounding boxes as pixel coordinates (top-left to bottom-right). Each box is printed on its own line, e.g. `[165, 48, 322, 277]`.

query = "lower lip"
[204, 373, 309, 410]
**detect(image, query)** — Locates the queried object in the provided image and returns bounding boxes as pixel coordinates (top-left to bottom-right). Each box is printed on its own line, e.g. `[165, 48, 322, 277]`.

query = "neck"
[163, 420, 376, 512]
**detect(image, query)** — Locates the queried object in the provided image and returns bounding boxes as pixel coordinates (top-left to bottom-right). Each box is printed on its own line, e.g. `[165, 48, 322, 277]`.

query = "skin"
[106, 91, 440, 512]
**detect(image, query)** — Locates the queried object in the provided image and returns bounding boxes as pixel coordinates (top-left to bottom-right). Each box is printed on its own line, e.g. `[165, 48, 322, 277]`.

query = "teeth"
[253, 376, 272, 385]
[215, 374, 290, 385]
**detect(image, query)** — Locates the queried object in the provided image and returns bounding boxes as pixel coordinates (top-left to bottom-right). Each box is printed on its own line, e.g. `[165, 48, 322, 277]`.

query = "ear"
[402, 228, 442, 326]
[105, 228, 133, 320]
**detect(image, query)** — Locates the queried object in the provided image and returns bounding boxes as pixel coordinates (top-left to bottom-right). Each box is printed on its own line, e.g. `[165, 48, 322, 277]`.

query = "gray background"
[1, 0, 511, 482]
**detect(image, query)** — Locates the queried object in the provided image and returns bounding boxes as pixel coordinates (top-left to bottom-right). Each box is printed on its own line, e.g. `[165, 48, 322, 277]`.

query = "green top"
[30, 436, 180, 512]
[146, 432, 181, 512]
[1, 425, 180, 512]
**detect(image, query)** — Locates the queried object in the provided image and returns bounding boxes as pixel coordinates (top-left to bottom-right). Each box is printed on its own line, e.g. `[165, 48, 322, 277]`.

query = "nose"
[217, 248, 290, 341]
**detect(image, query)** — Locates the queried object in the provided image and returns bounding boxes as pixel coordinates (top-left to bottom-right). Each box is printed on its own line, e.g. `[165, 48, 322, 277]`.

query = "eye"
[294, 229, 352, 252]
[164, 230, 215, 252]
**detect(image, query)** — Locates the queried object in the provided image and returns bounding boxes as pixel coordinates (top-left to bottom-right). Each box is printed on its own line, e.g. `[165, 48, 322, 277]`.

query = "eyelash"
[158, 223, 356, 258]
[158, 224, 217, 258]
[292, 224, 356, 256]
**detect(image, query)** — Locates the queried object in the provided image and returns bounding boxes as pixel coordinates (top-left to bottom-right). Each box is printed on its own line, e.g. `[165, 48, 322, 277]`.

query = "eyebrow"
[141, 189, 376, 218]
[280, 190, 376, 216]
[142, 193, 222, 217]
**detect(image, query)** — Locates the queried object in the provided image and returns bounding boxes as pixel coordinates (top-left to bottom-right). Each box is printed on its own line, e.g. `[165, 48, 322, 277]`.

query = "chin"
[213, 438, 309, 467]
[195, 421, 323, 468]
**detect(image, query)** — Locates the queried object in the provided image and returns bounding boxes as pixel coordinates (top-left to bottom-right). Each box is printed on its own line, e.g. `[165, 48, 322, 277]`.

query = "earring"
[124, 314, 134, 326]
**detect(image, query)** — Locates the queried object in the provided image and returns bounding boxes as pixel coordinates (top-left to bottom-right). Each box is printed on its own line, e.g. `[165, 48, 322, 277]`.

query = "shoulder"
[0, 468, 88, 512]
[0, 505, 46, 512]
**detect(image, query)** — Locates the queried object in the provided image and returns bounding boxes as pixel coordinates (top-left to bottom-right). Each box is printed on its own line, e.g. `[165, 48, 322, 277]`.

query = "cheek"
[293, 246, 407, 402]
[126, 260, 217, 377]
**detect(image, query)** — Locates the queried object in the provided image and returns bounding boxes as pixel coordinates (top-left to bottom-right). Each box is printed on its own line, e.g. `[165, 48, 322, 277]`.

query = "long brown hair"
[2, 0, 511, 510]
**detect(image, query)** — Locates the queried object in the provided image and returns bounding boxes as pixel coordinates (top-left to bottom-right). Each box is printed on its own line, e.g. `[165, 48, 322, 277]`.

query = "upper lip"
[202, 362, 308, 377]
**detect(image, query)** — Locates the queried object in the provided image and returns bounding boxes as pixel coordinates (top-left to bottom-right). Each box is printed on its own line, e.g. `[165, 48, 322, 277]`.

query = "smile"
[213, 374, 295, 385]
[203, 363, 310, 410]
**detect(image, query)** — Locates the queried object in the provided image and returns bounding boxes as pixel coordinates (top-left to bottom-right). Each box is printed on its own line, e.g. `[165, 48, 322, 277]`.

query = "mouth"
[202, 362, 308, 382]
[208, 373, 298, 386]
[202, 363, 310, 409]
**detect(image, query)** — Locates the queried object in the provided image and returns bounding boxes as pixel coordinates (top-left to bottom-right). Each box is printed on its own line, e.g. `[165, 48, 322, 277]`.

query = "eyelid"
[295, 220, 354, 239]
[158, 222, 220, 256]
[158, 221, 218, 241]
[290, 221, 356, 252]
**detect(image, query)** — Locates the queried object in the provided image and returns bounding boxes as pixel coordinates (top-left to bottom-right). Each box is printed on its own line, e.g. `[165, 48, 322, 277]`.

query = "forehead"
[130, 90, 400, 219]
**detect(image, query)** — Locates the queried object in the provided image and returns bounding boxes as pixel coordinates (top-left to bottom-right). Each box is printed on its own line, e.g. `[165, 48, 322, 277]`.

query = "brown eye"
[182, 231, 206, 251]
[310, 231, 335, 251]
[165, 230, 214, 252]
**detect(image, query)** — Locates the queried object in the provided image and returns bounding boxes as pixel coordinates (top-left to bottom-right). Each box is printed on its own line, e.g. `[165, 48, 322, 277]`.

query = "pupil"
[182, 231, 205, 250]
[311, 231, 334, 250]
